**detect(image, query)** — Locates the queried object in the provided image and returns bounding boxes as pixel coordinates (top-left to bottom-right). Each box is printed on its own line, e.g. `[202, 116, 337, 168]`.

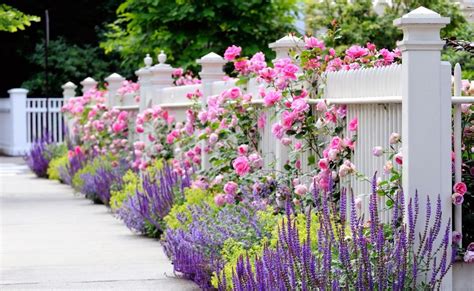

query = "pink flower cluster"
[452, 181, 467, 205]
[172, 68, 201, 86]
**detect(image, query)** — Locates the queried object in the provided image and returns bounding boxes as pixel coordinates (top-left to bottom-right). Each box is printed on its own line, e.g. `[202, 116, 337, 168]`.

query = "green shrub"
[47, 152, 68, 181]
[163, 188, 216, 230]
[110, 170, 140, 210]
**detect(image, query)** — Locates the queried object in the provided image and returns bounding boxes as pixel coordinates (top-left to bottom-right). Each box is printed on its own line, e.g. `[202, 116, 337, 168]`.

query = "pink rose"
[465, 250, 474, 263]
[389, 132, 401, 144]
[214, 194, 226, 207]
[454, 182, 467, 195]
[248, 153, 263, 169]
[257, 113, 266, 129]
[224, 181, 238, 195]
[281, 111, 296, 129]
[134, 141, 145, 151]
[233, 156, 250, 176]
[346, 45, 368, 59]
[295, 142, 302, 150]
[224, 45, 242, 61]
[304, 36, 325, 50]
[263, 91, 282, 107]
[372, 146, 383, 157]
[452, 231, 462, 244]
[330, 137, 343, 150]
[452, 193, 464, 205]
[136, 125, 144, 133]
[291, 98, 309, 113]
[209, 133, 218, 144]
[348, 117, 358, 131]
[281, 138, 292, 146]
[316, 100, 327, 112]
[228, 87, 241, 100]
[294, 184, 308, 196]
[272, 123, 285, 139]
[237, 144, 248, 155]
[318, 158, 329, 170]
[394, 153, 403, 165]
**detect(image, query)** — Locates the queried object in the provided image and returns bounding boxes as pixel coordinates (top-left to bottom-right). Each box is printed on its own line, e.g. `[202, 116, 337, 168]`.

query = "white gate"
[26, 98, 65, 146]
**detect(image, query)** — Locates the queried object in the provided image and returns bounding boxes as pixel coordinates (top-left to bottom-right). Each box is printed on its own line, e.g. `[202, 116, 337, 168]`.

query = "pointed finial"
[144, 54, 152, 68]
[158, 50, 166, 64]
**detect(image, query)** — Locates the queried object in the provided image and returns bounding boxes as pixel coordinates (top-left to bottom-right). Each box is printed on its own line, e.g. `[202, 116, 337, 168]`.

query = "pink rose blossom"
[294, 184, 308, 196]
[394, 153, 403, 165]
[281, 138, 292, 146]
[454, 182, 467, 195]
[237, 144, 249, 155]
[452, 231, 462, 244]
[214, 194, 226, 206]
[318, 158, 329, 170]
[257, 113, 266, 129]
[248, 153, 263, 169]
[272, 123, 285, 139]
[281, 111, 296, 129]
[452, 193, 464, 205]
[228, 87, 241, 100]
[346, 45, 368, 59]
[233, 156, 250, 176]
[389, 132, 401, 144]
[304, 36, 325, 50]
[224, 45, 242, 61]
[295, 142, 302, 150]
[224, 181, 238, 195]
[372, 146, 383, 157]
[348, 117, 358, 131]
[291, 98, 309, 113]
[209, 133, 218, 144]
[263, 91, 282, 107]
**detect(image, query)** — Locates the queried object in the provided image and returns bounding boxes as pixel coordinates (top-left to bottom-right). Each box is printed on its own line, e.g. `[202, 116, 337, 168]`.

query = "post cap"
[158, 50, 167, 64]
[8, 88, 29, 95]
[105, 73, 125, 82]
[62, 81, 77, 89]
[394, 6, 450, 26]
[197, 52, 226, 64]
[269, 34, 304, 49]
[144, 54, 153, 67]
[80, 77, 97, 85]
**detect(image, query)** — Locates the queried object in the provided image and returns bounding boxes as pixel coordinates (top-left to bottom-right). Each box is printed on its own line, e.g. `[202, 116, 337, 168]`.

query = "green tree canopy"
[0, 4, 40, 32]
[304, 0, 473, 78]
[101, 0, 298, 70]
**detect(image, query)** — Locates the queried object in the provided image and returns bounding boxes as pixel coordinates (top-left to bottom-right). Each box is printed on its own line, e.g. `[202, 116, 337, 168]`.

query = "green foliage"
[72, 155, 110, 191]
[110, 170, 140, 210]
[305, 0, 472, 51]
[101, 0, 298, 70]
[0, 4, 40, 32]
[21, 37, 126, 96]
[164, 188, 216, 230]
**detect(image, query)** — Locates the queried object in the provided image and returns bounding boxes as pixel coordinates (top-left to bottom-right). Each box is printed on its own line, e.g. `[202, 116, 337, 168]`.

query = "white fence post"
[105, 73, 125, 108]
[80, 77, 97, 95]
[150, 51, 174, 95]
[395, 7, 452, 287]
[197, 52, 226, 170]
[269, 35, 304, 172]
[8, 88, 28, 155]
[62, 81, 77, 100]
[136, 54, 154, 113]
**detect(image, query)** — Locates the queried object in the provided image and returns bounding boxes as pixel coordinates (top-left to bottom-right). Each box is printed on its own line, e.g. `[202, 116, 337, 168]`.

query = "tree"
[0, 4, 40, 32]
[22, 38, 123, 96]
[101, 0, 298, 70]
[304, 0, 473, 78]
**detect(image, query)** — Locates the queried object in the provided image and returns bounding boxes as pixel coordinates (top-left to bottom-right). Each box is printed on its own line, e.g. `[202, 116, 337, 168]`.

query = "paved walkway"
[0, 157, 198, 290]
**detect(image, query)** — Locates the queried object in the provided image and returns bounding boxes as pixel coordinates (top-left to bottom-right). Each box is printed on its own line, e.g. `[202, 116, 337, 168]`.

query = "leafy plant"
[0, 4, 40, 32]
[101, 0, 298, 70]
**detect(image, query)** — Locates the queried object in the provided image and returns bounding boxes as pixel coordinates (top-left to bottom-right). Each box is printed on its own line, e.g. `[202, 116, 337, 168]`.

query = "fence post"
[62, 81, 77, 100]
[394, 7, 452, 288]
[136, 54, 154, 113]
[373, 0, 390, 16]
[61, 82, 77, 141]
[8, 88, 28, 155]
[80, 77, 97, 95]
[197, 52, 226, 170]
[269, 35, 304, 172]
[105, 73, 126, 108]
[150, 51, 174, 95]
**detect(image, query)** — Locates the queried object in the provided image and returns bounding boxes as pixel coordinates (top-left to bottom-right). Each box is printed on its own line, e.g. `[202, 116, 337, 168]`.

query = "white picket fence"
[46, 6, 474, 289]
[0, 89, 65, 155]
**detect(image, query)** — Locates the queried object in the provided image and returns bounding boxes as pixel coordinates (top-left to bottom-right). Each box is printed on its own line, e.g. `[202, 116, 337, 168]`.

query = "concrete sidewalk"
[0, 157, 198, 290]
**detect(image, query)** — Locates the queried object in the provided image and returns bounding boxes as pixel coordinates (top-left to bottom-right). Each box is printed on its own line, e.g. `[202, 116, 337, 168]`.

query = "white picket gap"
[25, 97, 65, 146]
